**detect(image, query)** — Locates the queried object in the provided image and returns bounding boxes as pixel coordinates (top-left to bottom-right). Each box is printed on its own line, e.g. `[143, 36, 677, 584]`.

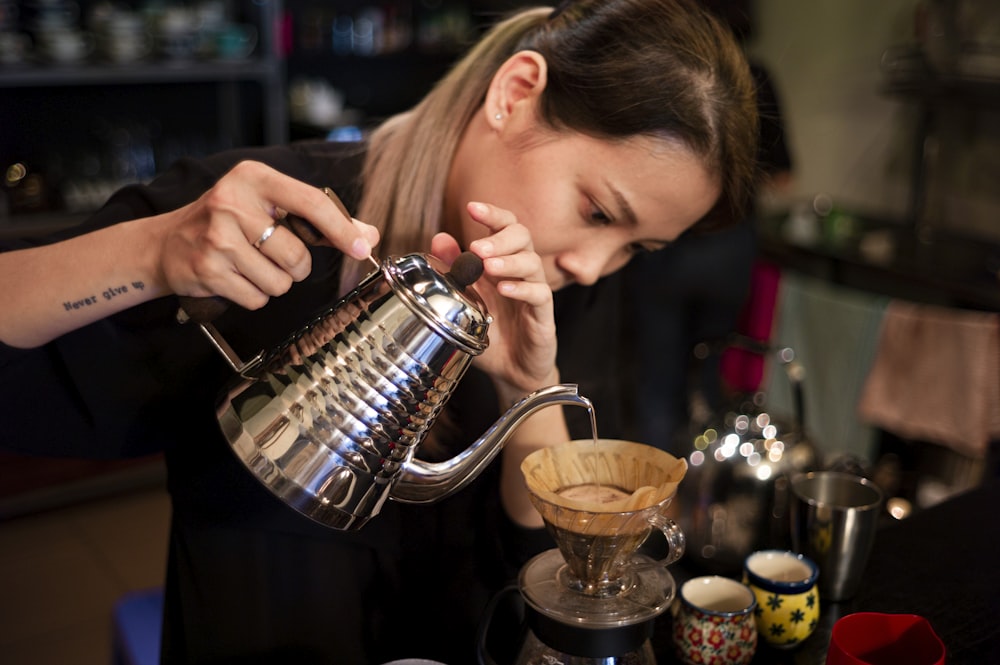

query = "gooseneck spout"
[391, 384, 593, 504]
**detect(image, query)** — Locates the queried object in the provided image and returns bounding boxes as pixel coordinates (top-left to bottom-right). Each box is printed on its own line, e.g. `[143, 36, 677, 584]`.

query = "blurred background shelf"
[0, 58, 282, 87]
[758, 214, 1000, 312]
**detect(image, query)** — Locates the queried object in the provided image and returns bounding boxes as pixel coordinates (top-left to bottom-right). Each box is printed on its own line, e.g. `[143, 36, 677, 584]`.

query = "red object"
[720, 260, 782, 393]
[276, 11, 293, 57]
[826, 612, 946, 665]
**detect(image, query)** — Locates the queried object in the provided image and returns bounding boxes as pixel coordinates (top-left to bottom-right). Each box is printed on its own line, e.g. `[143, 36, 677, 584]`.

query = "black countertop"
[651, 479, 1000, 664]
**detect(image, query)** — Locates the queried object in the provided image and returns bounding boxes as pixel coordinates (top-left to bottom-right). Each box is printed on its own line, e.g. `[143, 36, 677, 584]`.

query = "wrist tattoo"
[63, 281, 145, 312]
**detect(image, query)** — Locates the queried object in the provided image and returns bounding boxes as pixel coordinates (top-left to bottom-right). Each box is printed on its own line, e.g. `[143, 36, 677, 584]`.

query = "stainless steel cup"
[790, 471, 883, 602]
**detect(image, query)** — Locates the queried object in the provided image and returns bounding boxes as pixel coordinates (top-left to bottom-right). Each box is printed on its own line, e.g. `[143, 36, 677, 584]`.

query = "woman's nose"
[559, 246, 628, 286]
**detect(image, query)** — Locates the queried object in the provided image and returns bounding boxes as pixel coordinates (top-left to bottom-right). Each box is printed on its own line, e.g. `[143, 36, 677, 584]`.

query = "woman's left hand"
[431, 201, 557, 403]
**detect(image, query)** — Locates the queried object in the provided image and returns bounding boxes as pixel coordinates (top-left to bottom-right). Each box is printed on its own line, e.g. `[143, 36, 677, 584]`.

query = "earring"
[494, 113, 503, 121]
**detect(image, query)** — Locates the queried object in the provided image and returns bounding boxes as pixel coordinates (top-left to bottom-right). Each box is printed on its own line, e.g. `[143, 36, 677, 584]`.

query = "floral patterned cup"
[673, 576, 758, 665]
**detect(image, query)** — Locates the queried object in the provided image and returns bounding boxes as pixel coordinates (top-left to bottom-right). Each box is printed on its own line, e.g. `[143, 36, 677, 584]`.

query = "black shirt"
[0, 140, 629, 664]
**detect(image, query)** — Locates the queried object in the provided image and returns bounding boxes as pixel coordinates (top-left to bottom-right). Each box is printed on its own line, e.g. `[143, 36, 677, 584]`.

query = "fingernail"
[468, 202, 488, 217]
[472, 239, 494, 257]
[351, 237, 371, 260]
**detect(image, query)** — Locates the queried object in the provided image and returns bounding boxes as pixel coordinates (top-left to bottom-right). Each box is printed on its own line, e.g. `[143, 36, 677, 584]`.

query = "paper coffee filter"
[521, 439, 687, 515]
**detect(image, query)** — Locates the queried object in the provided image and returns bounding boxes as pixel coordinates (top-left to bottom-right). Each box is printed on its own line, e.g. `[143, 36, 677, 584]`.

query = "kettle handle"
[477, 584, 523, 665]
[176, 186, 353, 325]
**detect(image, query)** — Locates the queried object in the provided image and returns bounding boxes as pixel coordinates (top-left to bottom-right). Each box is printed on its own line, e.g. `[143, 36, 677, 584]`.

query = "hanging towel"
[857, 301, 1000, 459]
[764, 273, 887, 463]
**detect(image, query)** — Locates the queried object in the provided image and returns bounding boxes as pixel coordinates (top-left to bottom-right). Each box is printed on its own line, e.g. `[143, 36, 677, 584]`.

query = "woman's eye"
[587, 204, 611, 226]
[628, 242, 668, 255]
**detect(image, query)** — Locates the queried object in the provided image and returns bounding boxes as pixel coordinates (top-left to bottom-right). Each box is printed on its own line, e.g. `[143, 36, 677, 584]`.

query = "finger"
[494, 279, 553, 307]
[260, 174, 373, 260]
[253, 225, 313, 283]
[223, 214, 307, 297]
[352, 218, 381, 251]
[226, 162, 372, 259]
[251, 223, 278, 249]
[184, 251, 274, 311]
[470, 224, 533, 259]
[219, 274, 272, 311]
[430, 232, 462, 265]
[466, 201, 518, 232]
[232, 239, 296, 298]
[481, 251, 544, 282]
[231, 200, 312, 283]
[465, 201, 534, 259]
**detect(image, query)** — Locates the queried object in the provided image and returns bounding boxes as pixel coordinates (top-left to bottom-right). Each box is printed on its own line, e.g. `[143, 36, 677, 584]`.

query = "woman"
[0, 1, 758, 662]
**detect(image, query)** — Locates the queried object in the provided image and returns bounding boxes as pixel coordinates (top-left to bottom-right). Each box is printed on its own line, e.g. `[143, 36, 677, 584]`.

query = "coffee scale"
[479, 439, 688, 665]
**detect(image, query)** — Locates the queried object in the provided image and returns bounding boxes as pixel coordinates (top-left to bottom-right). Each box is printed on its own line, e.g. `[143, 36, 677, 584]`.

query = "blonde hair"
[343, 0, 758, 286]
[342, 8, 551, 287]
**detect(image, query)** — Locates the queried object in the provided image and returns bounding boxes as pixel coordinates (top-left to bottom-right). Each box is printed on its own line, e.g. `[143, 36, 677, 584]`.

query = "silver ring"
[253, 224, 277, 249]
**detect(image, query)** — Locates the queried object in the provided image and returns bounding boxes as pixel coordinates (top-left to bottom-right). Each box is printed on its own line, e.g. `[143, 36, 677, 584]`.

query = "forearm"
[0, 216, 169, 348]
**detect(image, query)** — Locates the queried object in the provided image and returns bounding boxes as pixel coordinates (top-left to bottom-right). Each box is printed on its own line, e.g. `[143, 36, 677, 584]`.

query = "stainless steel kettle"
[674, 342, 817, 575]
[181, 251, 591, 530]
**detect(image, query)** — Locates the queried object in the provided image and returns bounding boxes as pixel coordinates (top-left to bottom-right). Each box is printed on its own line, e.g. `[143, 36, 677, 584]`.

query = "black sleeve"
[0, 153, 235, 459]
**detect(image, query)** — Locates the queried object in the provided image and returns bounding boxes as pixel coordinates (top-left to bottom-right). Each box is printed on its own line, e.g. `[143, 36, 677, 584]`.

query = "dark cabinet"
[283, 0, 531, 135]
[882, 61, 1000, 241]
[757, 47, 1000, 312]
[0, 0, 286, 234]
[881, 0, 1000, 243]
[0, 0, 538, 235]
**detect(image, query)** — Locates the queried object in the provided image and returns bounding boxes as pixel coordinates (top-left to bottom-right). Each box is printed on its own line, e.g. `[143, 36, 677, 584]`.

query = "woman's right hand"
[0, 160, 380, 348]
[156, 160, 379, 311]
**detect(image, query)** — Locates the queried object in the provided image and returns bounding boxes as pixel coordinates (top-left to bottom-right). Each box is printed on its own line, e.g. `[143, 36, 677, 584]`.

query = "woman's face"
[447, 125, 720, 291]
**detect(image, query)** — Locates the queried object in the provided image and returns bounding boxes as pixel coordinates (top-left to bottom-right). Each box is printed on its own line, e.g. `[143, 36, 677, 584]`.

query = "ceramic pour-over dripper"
[521, 439, 687, 597]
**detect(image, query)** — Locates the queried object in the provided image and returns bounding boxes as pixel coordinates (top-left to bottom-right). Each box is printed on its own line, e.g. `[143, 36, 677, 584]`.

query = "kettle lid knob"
[447, 251, 484, 290]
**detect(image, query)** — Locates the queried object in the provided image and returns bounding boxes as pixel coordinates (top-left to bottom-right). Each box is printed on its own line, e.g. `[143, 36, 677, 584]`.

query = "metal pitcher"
[675, 341, 818, 575]
[180, 250, 591, 530]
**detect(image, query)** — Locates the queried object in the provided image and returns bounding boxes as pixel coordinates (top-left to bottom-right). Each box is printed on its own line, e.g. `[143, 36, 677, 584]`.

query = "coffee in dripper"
[507, 439, 688, 663]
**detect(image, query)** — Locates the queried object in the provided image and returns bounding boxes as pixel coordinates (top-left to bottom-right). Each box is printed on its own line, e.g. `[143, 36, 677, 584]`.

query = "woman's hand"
[431, 201, 557, 404]
[0, 160, 380, 348]
[433, 201, 567, 529]
[157, 160, 380, 311]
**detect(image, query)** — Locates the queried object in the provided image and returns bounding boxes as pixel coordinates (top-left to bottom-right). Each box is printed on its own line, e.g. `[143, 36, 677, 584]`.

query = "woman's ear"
[485, 50, 548, 131]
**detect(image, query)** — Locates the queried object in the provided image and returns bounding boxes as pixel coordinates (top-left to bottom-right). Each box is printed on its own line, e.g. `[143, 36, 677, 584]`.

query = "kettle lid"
[384, 253, 490, 355]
